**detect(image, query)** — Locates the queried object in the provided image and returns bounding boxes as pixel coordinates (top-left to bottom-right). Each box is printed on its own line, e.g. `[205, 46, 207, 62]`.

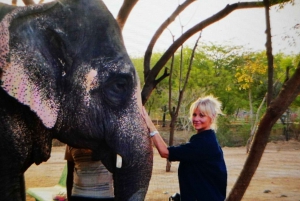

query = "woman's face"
[192, 108, 212, 133]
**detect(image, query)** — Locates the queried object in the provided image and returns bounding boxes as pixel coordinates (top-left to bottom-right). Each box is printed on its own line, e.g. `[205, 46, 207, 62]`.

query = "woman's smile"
[192, 108, 212, 132]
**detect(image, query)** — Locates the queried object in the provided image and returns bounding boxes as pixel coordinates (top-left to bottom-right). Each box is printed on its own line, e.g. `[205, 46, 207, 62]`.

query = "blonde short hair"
[189, 95, 223, 130]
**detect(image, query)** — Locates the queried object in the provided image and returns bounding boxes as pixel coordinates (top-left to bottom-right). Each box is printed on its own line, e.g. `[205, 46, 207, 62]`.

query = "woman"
[65, 146, 114, 201]
[142, 95, 227, 201]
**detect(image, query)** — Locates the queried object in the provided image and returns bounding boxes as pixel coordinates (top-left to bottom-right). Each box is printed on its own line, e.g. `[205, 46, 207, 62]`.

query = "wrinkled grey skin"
[0, 1, 153, 200]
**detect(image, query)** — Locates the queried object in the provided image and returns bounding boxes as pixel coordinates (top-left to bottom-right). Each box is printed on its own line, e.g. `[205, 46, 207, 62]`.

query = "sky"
[1, 0, 299, 57]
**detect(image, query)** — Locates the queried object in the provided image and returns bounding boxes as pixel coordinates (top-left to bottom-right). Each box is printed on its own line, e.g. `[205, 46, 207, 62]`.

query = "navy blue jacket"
[168, 129, 227, 201]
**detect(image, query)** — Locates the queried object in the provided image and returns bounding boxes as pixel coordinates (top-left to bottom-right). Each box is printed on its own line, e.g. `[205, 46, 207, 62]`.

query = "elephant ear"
[0, 2, 59, 128]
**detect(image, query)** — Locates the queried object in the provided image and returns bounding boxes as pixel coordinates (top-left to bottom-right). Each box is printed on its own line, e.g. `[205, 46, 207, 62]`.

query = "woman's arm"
[142, 107, 169, 158]
[151, 132, 169, 158]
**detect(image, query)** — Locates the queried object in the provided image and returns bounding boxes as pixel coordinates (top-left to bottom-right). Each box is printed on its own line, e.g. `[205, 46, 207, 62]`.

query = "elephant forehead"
[100, 58, 135, 73]
[83, 69, 98, 106]
[85, 69, 98, 92]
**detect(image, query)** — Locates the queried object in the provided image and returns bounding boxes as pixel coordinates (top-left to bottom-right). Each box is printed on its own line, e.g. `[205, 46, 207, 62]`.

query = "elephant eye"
[113, 79, 127, 92]
[102, 73, 133, 108]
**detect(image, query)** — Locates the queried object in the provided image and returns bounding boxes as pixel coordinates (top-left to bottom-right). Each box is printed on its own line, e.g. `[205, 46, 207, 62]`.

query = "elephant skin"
[0, 0, 153, 200]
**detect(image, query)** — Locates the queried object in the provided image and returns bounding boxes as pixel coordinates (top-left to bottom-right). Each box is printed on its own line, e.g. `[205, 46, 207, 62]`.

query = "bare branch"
[181, 32, 202, 94]
[22, 0, 35, 5]
[116, 0, 139, 30]
[264, 0, 274, 106]
[141, 0, 290, 103]
[155, 67, 170, 84]
[168, 34, 175, 122]
[144, 0, 196, 78]
[175, 32, 201, 122]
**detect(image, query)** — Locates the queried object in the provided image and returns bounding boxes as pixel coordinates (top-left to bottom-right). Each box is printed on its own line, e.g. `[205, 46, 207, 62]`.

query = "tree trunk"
[264, 0, 274, 106]
[162, 105, 167, 127]
[168, 108, 176, 147]
[167, 116, 176, 172]
[166, 33, 201, 172]
[246, 94, 266, 153]
[22, 0, 35, 5]
[226, 61, 300, 201]
[248, 89, 253, 127]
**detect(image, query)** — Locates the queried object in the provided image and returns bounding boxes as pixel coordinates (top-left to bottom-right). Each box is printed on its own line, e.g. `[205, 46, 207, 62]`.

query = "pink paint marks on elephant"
[2, 58, 59, 128]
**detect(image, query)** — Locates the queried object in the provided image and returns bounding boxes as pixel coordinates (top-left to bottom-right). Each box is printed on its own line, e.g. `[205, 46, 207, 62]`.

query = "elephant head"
[0, 0, 153, 200]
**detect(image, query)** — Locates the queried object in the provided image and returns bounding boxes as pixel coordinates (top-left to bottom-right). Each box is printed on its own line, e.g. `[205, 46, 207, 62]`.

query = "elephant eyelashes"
[113, 78, 128, 92]
[101, 73, 133, 108]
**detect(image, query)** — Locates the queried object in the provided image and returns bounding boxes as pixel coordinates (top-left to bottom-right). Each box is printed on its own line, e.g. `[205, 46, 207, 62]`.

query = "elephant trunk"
[106, 105, 153, 200]
[114, 160, 153, 200]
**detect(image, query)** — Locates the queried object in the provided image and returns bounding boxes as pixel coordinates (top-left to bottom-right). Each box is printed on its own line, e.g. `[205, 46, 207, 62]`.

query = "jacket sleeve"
[168, 135, 221, 162]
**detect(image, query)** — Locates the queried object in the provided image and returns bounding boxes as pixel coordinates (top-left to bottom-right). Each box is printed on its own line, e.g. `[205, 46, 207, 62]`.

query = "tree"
[235, 51, 268, 151]
[6, 0, 299, 199]
[227, 59, 300, 200]
[139, 0, 294, 104]
[166, 33, 201, 172]
[194, 43, 247, 115]
[227, 0, 297, 199]
[117, 1, 297, 200]
[131, 53, 169, 117]
[11, 0, 37, 5]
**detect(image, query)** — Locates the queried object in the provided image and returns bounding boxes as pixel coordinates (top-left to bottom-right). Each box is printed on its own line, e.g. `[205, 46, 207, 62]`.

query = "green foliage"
[133, 43, 300, 146]
[216, 116, 251, 147]
[216, 115, 232, 147]
[131, 57, 145, 82]
[191, 44, 249, 115]
[291, 96, 300, 108]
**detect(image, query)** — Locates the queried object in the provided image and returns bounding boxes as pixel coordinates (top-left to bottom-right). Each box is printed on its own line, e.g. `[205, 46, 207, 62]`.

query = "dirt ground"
[25, 140, 300, 201]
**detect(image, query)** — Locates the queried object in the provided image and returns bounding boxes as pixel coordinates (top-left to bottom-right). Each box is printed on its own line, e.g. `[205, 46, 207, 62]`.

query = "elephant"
[0, 0, 153, 200]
